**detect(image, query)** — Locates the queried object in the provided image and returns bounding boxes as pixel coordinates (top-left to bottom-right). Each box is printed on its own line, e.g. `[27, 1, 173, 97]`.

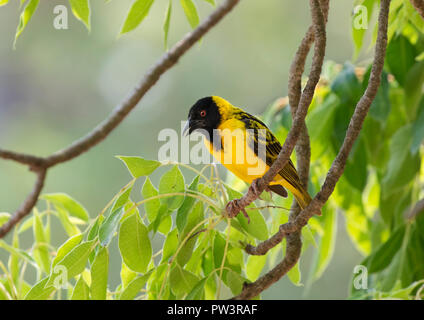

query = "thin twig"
[0, 0, 241, 239]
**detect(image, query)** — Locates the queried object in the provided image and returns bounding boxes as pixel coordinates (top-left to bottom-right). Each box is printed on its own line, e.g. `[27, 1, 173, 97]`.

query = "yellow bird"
[184, 96, 313, 211]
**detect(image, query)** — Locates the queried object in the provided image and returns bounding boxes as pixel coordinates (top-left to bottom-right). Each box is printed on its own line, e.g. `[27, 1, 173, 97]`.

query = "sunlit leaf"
[163, 0, 172, 49]
[90, 246, 109, 300]
[180, 0, 199, 29]
[71, 276, 90, 300]
[158, 165, 185, 210]
[68, 0, 91, 31]
[119, 212, 151, 273]
[14, 0, 39, 48]
[42, 193, 89, 221]
[120, 0, 155, 35]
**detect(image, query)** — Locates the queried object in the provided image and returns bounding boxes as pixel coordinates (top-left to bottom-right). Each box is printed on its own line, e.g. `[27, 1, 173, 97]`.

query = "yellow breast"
[203, 118, 269, 184]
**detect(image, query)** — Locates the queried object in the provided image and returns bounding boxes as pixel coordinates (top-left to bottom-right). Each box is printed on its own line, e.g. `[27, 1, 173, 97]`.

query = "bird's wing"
[239, 112, 303, 192]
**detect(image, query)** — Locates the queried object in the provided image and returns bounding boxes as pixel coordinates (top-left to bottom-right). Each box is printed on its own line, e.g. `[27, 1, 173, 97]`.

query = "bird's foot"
[250, 178, 266, 200]
[225, 199, 250, 224]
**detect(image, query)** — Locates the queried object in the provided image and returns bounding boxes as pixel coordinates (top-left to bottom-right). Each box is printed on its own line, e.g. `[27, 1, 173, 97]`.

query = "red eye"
[200, 110, 207, 117]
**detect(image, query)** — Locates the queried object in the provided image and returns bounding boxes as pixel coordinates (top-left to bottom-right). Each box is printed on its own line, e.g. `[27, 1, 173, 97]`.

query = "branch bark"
[0, 0, 241, 239]
[233, 0, 390, 300]
[410, 0, 424, 19]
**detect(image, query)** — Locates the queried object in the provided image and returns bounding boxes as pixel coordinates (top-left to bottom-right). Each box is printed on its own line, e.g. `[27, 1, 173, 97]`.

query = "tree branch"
[232, 0, 390, 300]
[0, 0, 241, 238]
[0, 168, 46, 238]
[226, 0, 327, 219]
[410, 0, 424, 19]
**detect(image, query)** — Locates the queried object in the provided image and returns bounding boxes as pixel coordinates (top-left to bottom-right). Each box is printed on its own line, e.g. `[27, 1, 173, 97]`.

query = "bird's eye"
[200, 110, 207, 117]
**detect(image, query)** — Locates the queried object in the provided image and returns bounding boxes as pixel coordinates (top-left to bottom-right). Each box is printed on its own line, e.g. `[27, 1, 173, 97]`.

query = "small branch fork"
[0, 0, 241, 239]
[231, 0, 391, 300]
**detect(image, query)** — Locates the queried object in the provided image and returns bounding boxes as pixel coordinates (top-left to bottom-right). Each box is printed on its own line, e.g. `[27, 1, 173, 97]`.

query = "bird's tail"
[287, 183, 321, 216]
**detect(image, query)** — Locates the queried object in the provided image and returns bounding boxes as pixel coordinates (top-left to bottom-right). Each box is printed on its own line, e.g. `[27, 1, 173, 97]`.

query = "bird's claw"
[225, 199, 251, 224]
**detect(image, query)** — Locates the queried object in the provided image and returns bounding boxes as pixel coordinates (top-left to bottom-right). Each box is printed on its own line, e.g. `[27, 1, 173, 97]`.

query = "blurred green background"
[0, 0, 365, 299]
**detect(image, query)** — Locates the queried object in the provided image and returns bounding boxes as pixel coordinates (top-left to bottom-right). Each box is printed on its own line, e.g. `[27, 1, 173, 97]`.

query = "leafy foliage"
[5, 0, 215, 48]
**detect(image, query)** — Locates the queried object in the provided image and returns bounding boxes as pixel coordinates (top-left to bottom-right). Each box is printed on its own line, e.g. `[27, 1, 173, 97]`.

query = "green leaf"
[163, 0, 172, 49]
[158, 165, 185, 210]
[246, 255, 266, 282]
[0, 212, 10, 227]
[176, 175, 199, 232]
[120, 261, 137, 289]
[68, 0, 91, 31]
[24, 277, 55, 300]
[0, 0, 9, 7]
[311, 206, 337, 281]
[71, 276, 90, 300]
[161, 228, 178, 264]
[363, 69, 391, 123]
[202, 0, 215, 5]
[55, 206, 81, 237]
[120, 0, 155, 35]
[225, 269, 244, 295]
[46, 240, 97, 288]
[287, 261, 302, 286]
[177, 201, 204, 266]
[99, 206, 125, 246]
[111, 181, 134, 212]
[141, 177, 160, 222]
[351, 0, 375, 58]
[33, 210, 50, 274]
[90, 247, 109, 300]
[169, 264, 199, 297]
[119, 213, 152, 273]
[386, 35, 417, 86]
[404, 61, 424, 118]
[180, 0, 199, 29]
[42, 193, 89, 221]
[344, 137, 368, 192]
[185, 277, 207, 300]
[119, 272, 152, 300]
[411, 99, 424, 154]
[14, 0, 39, 48]
[117, 156, 161, 178]
[52, 233, 84, 268]
[362, 225, 406, 273]
[382, 124, 421, 193]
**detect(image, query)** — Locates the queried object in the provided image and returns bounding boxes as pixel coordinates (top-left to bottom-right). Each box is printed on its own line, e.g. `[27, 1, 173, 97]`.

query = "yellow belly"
[203, 119, 291, 189]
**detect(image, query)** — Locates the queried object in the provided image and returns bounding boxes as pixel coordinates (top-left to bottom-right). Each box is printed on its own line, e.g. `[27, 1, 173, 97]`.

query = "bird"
[183, 96, 315, 215]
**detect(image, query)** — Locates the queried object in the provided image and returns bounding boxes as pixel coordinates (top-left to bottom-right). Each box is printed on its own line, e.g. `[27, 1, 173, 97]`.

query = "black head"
[183, 97, 221, 141]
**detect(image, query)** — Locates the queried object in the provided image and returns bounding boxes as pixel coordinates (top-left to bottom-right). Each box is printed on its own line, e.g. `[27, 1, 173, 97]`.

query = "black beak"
[183, 118, 205, 136]
[183, 120, 190, 137]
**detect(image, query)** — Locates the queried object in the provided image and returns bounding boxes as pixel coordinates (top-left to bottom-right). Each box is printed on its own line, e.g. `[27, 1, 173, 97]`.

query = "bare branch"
[0, 0, 241, 238]
[233, 0, 390, 300]
[0, 169, 46, 238]
[0, 149, 45, 168]
[410, 0, 424, 19]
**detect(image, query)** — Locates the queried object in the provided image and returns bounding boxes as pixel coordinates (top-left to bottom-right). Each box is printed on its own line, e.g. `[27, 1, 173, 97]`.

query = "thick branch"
[233, 0, 390, 300]
[0, 0, 241, 238]
[410, 0, 424, 19]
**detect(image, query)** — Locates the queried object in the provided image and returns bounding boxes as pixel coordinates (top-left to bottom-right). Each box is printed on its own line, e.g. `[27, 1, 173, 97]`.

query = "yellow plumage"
[202, 96, 313, 210]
